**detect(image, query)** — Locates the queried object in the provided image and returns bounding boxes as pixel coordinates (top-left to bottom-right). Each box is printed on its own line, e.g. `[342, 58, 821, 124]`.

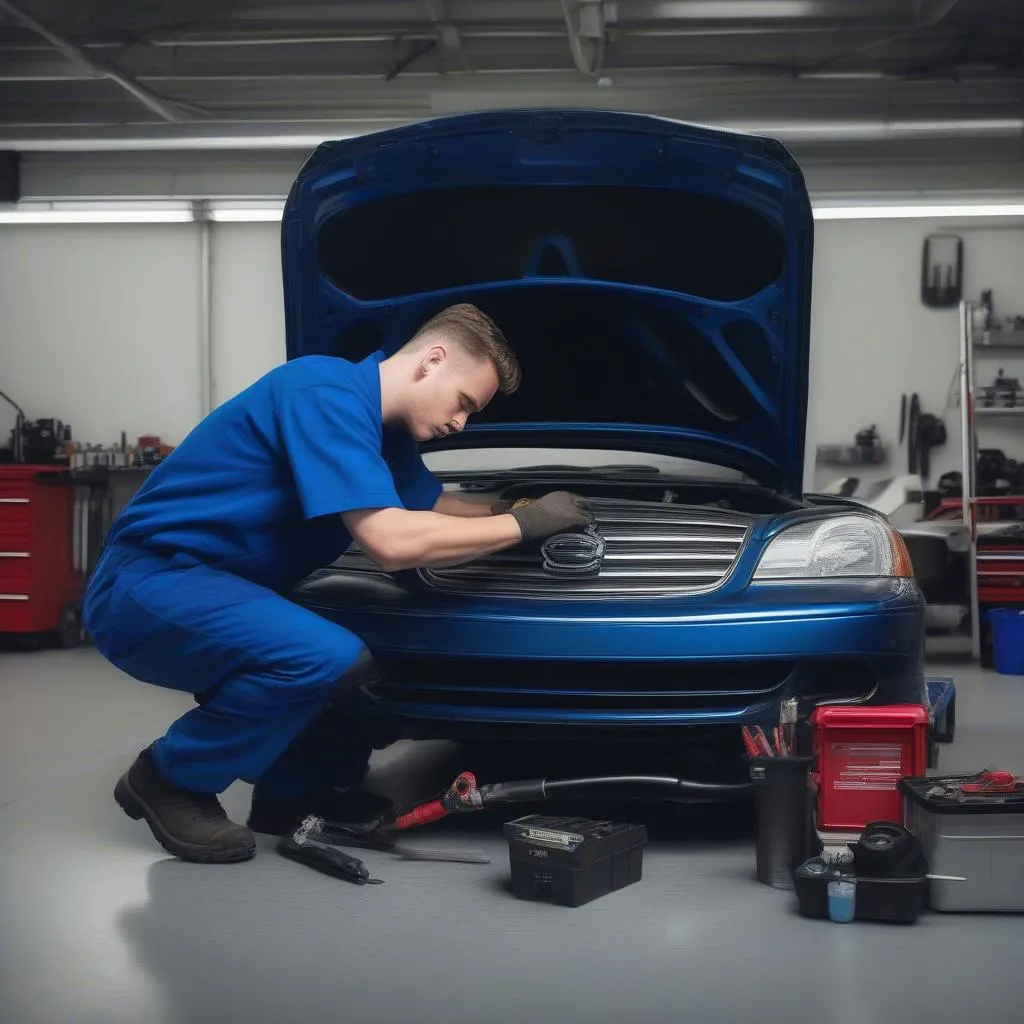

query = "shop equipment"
[0, 465, 82, 646]
[747, 754, 817, 889]
[504, 815, 648, 907]
[899, 771, 1024, 912]
[810, 705, 930, 835]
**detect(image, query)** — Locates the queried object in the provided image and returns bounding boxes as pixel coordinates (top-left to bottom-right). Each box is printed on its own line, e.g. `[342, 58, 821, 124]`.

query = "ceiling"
[0, 0, 1021, 151]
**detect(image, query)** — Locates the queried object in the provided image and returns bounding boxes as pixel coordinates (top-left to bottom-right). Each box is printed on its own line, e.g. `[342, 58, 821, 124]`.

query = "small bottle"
[828, 879, 856, 923]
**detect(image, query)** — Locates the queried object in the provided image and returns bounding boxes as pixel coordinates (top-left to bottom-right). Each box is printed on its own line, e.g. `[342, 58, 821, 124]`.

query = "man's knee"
[256, 630, 380, 707]
[323, 648, 385, 709]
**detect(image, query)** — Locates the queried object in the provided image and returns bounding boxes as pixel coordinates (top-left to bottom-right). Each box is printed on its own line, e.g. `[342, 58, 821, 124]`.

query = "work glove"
[508, 491, 594, 545]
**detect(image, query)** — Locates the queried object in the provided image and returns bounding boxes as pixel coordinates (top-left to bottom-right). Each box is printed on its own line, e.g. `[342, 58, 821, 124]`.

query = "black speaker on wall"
[0, 152, 20, 203]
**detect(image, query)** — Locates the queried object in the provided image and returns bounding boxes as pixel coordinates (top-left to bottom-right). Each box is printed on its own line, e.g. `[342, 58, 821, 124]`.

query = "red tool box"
[810, 705, 930, 834]
[0, 465, 82, 646]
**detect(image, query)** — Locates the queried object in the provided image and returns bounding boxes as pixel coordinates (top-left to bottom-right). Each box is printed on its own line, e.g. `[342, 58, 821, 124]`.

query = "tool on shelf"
[920, 234, 963, 309]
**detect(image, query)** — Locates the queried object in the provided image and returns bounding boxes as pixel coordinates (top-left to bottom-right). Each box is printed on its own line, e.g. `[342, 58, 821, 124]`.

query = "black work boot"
[114, 747, 256, 864]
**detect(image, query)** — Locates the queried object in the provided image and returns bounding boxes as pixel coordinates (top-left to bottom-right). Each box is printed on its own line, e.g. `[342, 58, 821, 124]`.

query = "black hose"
[479, 774, 751, 807]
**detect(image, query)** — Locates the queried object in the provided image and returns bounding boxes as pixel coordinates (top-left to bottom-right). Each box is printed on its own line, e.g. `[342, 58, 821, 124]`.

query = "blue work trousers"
[84, 544, 373, 796]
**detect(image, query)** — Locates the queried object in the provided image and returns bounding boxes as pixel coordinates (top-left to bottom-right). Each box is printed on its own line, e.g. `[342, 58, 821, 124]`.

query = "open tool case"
[899, 772, 1024, 912]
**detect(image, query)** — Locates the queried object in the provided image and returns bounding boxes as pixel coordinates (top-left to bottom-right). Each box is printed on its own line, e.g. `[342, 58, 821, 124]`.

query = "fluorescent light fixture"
[6, 132, 363, 152]
[3, 198, 1023, 226]
[0, 201, 194, 223]
[206, 201, 284, 222]
[813, 204, 1024, 220]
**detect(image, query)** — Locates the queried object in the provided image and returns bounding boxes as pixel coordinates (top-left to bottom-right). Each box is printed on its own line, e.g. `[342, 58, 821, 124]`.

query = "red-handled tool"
[960, 769, 1019, 793]
[741, 725, 774, 757]
[392, 771, 482, 830]
[741, 726, 761, 757]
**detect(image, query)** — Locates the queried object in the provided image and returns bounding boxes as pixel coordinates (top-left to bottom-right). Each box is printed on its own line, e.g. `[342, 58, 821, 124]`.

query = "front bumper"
[295, 575, 926, 732]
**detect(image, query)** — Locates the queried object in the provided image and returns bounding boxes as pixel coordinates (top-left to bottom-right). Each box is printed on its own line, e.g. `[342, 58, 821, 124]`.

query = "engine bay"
[437, 462, 807, 516]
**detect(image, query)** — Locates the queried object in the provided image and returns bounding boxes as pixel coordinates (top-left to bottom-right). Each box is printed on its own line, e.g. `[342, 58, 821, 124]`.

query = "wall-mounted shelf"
[958, 305, 1024, 661]
[975, 328, 1024, 351]
[975, 406, 1024, 416]
[815, 444, 887, 466]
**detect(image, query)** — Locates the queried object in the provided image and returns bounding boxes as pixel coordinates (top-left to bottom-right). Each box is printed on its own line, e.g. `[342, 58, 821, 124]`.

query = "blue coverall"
[84, 350, 442, 798]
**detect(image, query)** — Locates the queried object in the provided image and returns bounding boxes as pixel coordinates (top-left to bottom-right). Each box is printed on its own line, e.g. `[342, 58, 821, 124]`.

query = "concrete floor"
[1, 650, 1022, 1024]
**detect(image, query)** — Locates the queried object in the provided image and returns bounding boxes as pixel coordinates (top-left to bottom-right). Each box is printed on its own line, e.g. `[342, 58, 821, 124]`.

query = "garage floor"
[1, 650, 1021, 1024]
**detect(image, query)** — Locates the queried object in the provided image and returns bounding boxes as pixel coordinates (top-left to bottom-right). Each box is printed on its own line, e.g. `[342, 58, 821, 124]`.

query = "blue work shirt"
[105, 350, 442, 592]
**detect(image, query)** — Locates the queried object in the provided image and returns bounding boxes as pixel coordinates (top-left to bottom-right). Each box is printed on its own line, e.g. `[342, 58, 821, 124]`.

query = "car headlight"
[753, 515, 914, 580]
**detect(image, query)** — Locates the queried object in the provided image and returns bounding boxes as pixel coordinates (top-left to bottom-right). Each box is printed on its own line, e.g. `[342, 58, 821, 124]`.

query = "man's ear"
[419, 344, 447, 377]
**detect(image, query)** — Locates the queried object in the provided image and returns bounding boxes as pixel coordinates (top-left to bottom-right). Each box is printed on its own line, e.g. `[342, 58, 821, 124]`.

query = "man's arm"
[343, 492, 592, 573]
[432, 492, 508, 518]
[343, 507, 522, 572]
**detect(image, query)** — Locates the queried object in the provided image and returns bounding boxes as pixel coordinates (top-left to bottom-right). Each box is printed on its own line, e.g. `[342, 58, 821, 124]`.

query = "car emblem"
[541, 528, 606, 577]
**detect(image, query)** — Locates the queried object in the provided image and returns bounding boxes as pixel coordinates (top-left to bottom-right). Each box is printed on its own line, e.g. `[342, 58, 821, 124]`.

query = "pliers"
[276, 772, 491, 885]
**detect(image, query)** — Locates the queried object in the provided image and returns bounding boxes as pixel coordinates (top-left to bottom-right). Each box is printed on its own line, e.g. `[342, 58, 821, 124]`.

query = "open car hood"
[281, 110, 814, 494]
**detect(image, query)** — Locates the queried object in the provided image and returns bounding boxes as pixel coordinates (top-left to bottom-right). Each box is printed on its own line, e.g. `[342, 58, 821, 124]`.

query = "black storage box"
[503, 814, 647, 907]
[794, 857, 928, 924]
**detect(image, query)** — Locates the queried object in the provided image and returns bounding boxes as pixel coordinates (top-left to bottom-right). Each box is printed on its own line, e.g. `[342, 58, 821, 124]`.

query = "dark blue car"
[282, 110, 927, 748]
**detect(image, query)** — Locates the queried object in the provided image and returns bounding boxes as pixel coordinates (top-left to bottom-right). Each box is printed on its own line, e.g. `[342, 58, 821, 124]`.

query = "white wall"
[209, 223, 286, 409]
[3, 218, 1023, 494]
[0, 222, 286, 450]
[0, 225, 202, 447]
[805, 220, 1024, 492]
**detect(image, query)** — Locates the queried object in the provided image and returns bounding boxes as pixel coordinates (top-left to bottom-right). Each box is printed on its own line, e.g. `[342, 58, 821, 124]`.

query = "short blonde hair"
[409, 303, 520, 395]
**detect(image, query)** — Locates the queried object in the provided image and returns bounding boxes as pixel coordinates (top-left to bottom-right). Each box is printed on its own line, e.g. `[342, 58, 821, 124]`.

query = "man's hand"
[508, 491, 594, 545]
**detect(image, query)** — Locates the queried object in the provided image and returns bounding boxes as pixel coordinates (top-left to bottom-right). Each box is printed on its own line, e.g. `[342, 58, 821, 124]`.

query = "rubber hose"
[481, 775, 751, 806]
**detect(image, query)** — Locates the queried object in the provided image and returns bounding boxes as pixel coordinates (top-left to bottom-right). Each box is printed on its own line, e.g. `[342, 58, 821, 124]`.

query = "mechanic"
[84, 303, 592, 864]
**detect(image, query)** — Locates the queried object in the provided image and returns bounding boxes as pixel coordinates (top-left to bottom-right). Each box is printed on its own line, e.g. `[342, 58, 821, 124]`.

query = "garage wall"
[0, 225, 202, 447]
[3, 218, 1024, 495]
[209, 222, 286, 409]
[805, 220, 1024, 492]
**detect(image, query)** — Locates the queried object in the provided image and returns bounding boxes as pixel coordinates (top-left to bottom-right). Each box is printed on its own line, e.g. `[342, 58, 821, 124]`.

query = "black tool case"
[503, 815, 648, 907]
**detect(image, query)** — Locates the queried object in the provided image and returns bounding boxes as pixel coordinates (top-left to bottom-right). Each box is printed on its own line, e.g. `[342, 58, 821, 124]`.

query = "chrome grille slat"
[601, 532, 745, 543]
[321, 497, 754, 599]
[420, 497, 752, 599]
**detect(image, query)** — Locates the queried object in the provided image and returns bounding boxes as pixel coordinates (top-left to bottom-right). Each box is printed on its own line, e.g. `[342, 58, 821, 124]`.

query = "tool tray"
[899, 774, 1024, 912]
[794, 857, 928, 924]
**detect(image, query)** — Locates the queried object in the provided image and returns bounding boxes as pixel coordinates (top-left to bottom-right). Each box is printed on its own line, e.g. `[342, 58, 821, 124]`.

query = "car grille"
[419, 497, 752, 598]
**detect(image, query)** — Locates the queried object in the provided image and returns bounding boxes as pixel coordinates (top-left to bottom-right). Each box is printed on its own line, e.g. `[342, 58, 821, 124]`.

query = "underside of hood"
[281, 109, 814, 494]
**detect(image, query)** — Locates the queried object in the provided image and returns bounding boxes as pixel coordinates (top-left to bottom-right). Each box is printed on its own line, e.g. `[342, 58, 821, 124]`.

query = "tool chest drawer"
[0, 497, 32, 528]
[0, 595, 33, 632]
[0, 477, 32, 501]
[0, 516, 31, 549]
[0, 465, 79, 637]
[0, 552, 31, 588]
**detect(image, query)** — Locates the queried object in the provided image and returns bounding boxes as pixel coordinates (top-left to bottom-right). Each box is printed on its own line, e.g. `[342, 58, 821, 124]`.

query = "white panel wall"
[805, 221, 1024, 492]
[0, 225, 202, 448]
[2, 219, 1023, 495]
[209, 222, 287, 409]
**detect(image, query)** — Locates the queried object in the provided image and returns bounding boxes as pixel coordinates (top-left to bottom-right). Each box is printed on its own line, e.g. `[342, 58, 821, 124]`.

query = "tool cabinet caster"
[54, 603, 83, 649]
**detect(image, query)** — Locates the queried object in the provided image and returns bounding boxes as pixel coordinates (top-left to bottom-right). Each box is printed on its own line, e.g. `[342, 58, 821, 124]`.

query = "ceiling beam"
[0, 0, 189, 121]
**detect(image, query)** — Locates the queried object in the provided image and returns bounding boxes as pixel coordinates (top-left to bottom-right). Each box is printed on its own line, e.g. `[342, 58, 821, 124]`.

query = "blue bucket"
[986, 608, 1024, 675]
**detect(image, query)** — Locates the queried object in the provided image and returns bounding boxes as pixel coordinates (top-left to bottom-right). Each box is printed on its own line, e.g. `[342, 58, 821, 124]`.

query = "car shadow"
[356, 737, 756, 848]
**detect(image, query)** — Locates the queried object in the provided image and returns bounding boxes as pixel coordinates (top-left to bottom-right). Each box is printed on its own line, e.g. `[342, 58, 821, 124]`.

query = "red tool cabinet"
[811, 704, 930, 834]
[0, 465, 82, 645]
